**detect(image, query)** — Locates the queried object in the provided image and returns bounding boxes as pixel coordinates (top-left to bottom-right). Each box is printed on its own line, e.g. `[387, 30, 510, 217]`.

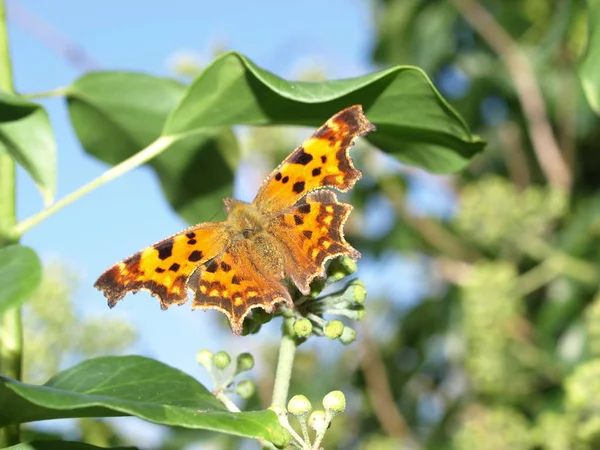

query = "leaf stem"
[271, 317, 297, 408]
[13, 135, 176, 237]
[0, 0, 22, 445]
[22, 86, 68, 99]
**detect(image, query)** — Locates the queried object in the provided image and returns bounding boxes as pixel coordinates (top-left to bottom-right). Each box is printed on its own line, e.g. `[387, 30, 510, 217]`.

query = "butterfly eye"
[242, 229, 254, 239]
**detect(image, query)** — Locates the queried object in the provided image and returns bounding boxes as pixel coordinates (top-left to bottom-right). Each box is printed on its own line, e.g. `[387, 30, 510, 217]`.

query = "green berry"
[196, 350, 213, 370]
[288, 395, 312, 416]
[324, 320, 344, 339]
[236, 352, 255, 373]
[323, 390, 346, 413]
[293, 318, 313, 337]
[308, 410, 328, 432]
[235, 380, 256, 399]
[214, 351, 232, 369]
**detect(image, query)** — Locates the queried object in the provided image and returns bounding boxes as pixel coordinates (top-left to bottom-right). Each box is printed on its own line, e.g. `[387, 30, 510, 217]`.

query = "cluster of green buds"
[242, 256, 367, 343]
[271, 390, 346, 449]
[290, 256, 366, 345]
[196, 349, 256, 401]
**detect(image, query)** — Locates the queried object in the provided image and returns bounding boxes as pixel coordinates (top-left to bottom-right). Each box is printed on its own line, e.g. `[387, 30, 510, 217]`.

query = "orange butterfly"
[95, 105, 375, 335]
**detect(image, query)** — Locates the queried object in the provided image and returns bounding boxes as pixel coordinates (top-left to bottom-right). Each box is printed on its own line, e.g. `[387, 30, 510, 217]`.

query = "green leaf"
[580, 0, 600, 114]
[0, 94, 57, 205]
[4, 441, 137, 450]
[165, 51, 484, 173]
[66, 72, 239, 223]
[0, 92, 39, 122]
[0, 245, 42, 315]
[0, 355, 287, 446]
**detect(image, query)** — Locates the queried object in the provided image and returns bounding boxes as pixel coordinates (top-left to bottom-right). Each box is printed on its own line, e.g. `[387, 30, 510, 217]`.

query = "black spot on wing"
[289, 146, 313, 165]
[205, 260, 218, 273]
[186, 232, 196, 239]
[282, 176, 289, 184]
[220, 261, 232, 272]
[187, 239, 197, 245]
[293, 181, 305, 194]
[312, 167, 321, 177]
[155, 239, 174, 260]
[188, 250, 203, 262]
[155, 267, 165, 273]
[298, 204, 311, 214]
[275, 172, 282, 181]
[303, 230, 313, 239]
[169, 263, 180, 272]
[231, 275, 241, 285]
[294, 215, 304, 225]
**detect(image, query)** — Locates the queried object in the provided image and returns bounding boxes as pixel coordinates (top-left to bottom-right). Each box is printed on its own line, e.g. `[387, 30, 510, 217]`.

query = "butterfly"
[95, 105, 375, 335]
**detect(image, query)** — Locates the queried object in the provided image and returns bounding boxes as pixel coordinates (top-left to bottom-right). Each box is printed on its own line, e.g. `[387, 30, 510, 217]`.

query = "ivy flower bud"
[308, 410, 328, 433]
[236, 352, 255, 373]
[324, 320, 344, 339]
[339, 326, 356, 345]
[235, 380, 256, 399]
[214, 351, 232, 370]
[288, 394, 312, 416]
[196, 350, 214, 370]
[352, 279, 367, 304]
[323, 390, 346, 414]
[293, 318, 313, 337]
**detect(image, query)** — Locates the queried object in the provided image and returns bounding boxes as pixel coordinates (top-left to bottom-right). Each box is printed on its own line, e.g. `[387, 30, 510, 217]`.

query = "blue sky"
[10, 0, 380, 378]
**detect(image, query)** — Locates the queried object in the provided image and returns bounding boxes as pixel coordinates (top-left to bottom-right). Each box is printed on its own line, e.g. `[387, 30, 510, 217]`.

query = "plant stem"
[271, 317, 297, 408]
[14, 135, 176, 236]
[0, 0, 21, 445]
[214, 391, 241, 413]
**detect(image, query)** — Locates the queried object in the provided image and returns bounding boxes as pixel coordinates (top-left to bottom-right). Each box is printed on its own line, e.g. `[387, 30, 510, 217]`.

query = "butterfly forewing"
[95, 222, 228, 309]
[253, 105, 375, 214]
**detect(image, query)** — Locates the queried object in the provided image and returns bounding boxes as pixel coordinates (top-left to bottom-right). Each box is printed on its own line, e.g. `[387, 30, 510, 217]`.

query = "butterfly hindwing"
[189, 242, 293, 334]
[270, 190, 360, 294]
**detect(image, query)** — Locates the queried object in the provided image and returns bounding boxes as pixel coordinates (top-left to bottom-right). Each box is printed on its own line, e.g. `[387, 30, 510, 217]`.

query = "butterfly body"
[95, 105, 375, 335]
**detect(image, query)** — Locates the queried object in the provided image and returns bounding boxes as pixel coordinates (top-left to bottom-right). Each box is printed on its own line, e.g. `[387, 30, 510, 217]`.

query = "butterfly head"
[224, 198, 266, 238]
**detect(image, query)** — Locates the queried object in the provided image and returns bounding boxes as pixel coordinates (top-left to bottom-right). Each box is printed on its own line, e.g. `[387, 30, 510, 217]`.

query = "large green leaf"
[0, 93, 56, 205]
[5, 441, 137, 450]
[66, 72, 239, 223]
[0, 245, 42, 315]
[164, 51, 484, 173]
[67, 53, 482, 226]
[0, 355, 287, 446]
[581, 0, 600, 114]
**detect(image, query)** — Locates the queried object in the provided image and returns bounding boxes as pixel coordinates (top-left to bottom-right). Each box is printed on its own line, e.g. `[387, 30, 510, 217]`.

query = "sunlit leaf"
[0, 94, 56, 205]
[0, 355, 287, 446]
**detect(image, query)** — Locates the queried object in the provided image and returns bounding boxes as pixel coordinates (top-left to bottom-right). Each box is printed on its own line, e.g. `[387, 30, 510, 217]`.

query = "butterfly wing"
[270, 190, 360, 294]
[189, 241, 293, 335]
[253, 105, 375, 214]
[95, 222, 229, 309]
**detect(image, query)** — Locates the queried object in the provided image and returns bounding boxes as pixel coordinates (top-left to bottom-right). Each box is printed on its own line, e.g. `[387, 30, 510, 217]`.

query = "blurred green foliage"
[318, 0, 600, 448]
